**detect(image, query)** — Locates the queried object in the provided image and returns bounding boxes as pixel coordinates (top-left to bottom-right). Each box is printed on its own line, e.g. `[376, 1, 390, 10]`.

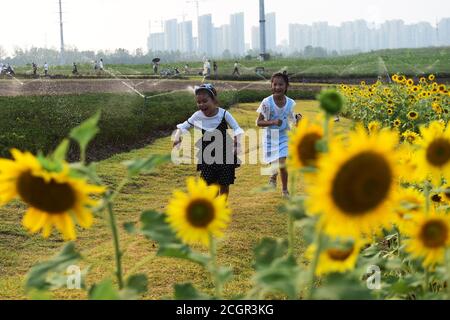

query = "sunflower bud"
[318, 89, 344, 115]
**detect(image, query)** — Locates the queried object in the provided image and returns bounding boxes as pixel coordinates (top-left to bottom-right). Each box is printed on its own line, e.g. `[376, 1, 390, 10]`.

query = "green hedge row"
[0, 89, 317, 161]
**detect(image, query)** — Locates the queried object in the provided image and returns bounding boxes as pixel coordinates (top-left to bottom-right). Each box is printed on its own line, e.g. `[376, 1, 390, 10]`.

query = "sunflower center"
[17, 171, 76, 214]
[297, 133, 322, 166]
[410, 112, 417, 118]
[426, 138, 450, 167]
[331, 152, 392, 215]
[326, 247, 354, 261]
[431, 194, 442, 203]
[420, 220, 448, 248]
[186, 199, 215, 227]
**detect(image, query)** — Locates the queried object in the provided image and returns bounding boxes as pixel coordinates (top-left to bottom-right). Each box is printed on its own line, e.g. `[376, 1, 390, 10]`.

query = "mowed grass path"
[0, 101, 352, 299]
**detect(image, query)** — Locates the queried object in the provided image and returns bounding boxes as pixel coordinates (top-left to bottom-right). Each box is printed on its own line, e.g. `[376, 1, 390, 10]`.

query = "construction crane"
[58, 0, 65, 65]
[186, 0, 208, 24]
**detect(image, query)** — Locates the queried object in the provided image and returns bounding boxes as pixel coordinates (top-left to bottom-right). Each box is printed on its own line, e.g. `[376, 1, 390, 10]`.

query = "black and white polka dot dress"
[196, 111, 240, 186]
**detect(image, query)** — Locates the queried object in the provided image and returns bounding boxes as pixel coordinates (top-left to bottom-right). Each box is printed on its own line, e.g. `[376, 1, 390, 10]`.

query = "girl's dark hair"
[271, 72, 290, 94]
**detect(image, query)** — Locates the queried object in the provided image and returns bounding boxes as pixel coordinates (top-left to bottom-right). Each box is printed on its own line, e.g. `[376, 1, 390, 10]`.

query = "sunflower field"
[2, 78, 450, 300]
[340, 75, 449, 139]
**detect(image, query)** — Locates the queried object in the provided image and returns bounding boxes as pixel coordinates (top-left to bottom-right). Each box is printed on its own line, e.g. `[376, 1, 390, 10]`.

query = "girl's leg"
[219, 185, 230, 197]
[279, 158, 288, 193]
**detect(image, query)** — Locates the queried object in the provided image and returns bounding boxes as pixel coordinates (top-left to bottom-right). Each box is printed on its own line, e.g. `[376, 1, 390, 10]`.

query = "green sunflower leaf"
[89, 279, 120, 300]
[51, 138, 70, 162]
[123, 154, 171, 177]
[25, 242, 82, 292]
[174, 283, 209, 300]
[138, 210, 209, 266]
[124, 274, 148, 296]
[69, 111, 101, 160]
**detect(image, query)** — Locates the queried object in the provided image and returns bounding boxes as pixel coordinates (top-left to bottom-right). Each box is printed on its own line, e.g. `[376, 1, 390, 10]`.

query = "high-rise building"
[221, 25, 231, 55]
[230, 12, 245, 56]
[212, 27, 223, 56]
[198, 14, 213, 56]
[438, 18, 450, 46]
[178, 21, 193, 53]
[147, 33, 165, 52]
[266, 12, 276, 51]
[251, 26, 260, 51]
[164, 19, 178, 51]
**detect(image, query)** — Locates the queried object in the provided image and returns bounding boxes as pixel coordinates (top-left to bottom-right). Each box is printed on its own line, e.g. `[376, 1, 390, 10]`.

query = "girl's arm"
[174, 115, 196, 147]
[256, 113, 282, 127]
[173, 129, 183, 147]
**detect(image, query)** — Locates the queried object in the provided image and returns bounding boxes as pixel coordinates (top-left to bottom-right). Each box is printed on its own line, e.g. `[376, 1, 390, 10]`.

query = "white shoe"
[282, 190, 290, 199]
[269, 177, 277, 189]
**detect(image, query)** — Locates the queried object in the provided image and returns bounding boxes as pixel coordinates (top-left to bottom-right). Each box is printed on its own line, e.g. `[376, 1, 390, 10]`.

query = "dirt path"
[0, 79, 325, 96]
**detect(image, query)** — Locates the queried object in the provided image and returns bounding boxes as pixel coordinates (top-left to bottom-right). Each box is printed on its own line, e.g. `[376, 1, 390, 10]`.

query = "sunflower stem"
[323, 114, 330, 150]
[287, 171, 297, 257]
[106, 199, 124, 289]
[209, 233, 222, 299]
[446, 248, 450, 299]
[110, 178, 129, 203]
[306, 225, 323, 300]
[424, 180, 431, 215]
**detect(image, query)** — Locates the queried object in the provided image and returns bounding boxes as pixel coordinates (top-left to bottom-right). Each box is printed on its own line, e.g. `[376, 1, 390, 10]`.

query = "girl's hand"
[273, 119, 282, 126]
[173, 138, 182, 148]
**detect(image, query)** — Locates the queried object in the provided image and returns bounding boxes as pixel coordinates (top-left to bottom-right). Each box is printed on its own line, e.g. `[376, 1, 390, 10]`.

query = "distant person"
[232, 61, 240, 77]
[0, 62, 3, 75]
[99, 58, 104, 71]
[94, 60, 99, 71]
[43, 62, 49, 76]
[213, 61, 218, 78]
[203, 59, 211, 78]
[32, 62, 37, 76]
[184, 63, 189, 74]
[152, 62, 159, 74]
[174, 67, 180, 75]
[6, 64, 15, 76]
[72, 62, 78, 75]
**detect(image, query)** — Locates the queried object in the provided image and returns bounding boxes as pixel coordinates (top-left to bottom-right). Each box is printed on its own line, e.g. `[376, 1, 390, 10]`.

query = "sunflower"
[288, 118, 324, 170]
[306, 238, 362, 276]
[407, 111, 419, 121]
[403, 207, 450, 268]
[430, 193, 443, 205]
[0, 149, 105, 240]
[415, 121, 450, 185]
[432, 103, 443, 115]
[392, 74, 399, 82]
[393, 119, 401, 128]
[402, 130, 420, 144]
[397, 143, 422, 183]
[406, 79, 414, 86]
[166, 177, 231, 246]
[307, 127, 399, 238]
[387, 108, 394, 116]
[428, 74, 436, 81]
[368, 121, 381, 134]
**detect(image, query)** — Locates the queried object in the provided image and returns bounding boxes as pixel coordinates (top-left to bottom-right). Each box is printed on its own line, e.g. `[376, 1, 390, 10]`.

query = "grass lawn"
[0, 100, 352, 299]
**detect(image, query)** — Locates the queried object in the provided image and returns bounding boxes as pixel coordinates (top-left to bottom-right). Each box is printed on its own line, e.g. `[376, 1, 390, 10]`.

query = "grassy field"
[10, 47, 450, 79]
[0, 100, 352, 299]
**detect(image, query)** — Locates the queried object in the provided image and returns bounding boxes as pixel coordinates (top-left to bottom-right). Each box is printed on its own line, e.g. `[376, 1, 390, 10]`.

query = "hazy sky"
[1, 0, 448, 54]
